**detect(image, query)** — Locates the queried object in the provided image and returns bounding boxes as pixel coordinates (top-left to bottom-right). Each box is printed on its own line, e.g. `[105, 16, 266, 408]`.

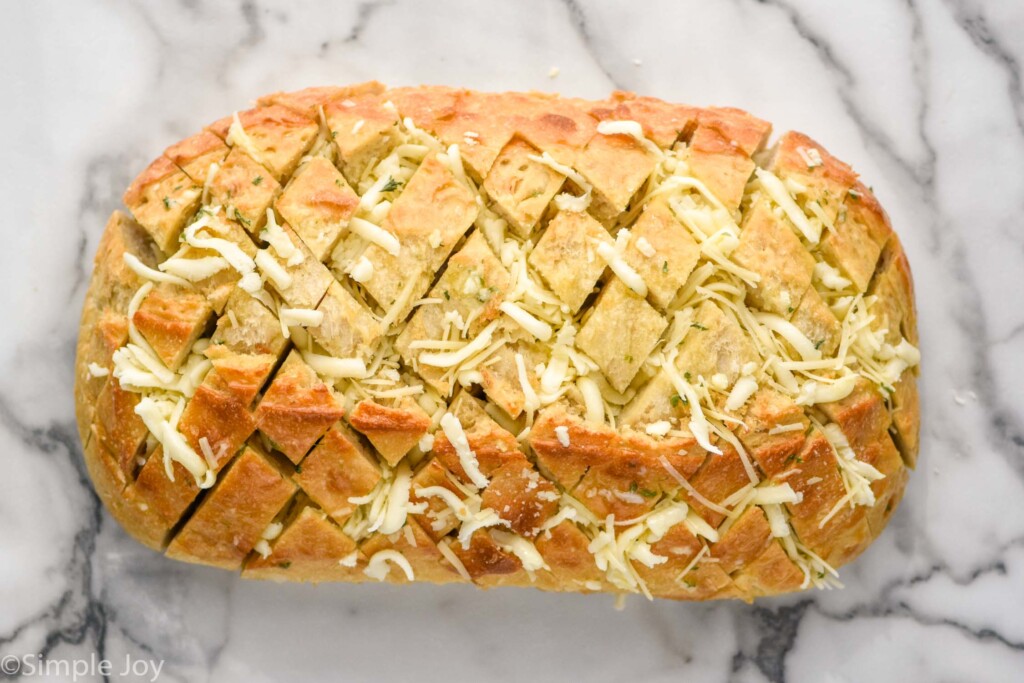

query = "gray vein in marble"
[726, 547, 1024, 682]
[2, 1, 1023, 681]
[730, 601, 810, 683]
[757, 0, 937, 189]
[344, 0, 388, 44]
[772, 0, 1024, 485]
[947, 244, 1024, 482]
[0, 399, 108, 674]
[944, 0, 1024, 135]
[558, 0, 629, 91]
[68, 154, 135, 305]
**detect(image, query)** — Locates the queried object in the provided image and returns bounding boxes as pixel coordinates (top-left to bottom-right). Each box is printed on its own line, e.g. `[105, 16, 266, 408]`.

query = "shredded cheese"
[751, 483, 802, 505]
[350, 217, 401, 256]
[595, 241, 647, 297]
[644, 420, 672, 437]
[527, 151, 593, 212]
[159, 255, 230, 281]
[134, 396, 214, 488]
[576, 376, 605, 424]
[635, 236, 656, 258]
[254, 250, 292, 291]
[439, 413, 488, 489]
[364, 549, 415, 582]
[490, 530, 549, 573]
[755, 168, 820, 244]
[302, 351, 368, 379]
[596, 119, 662, 157]
[279, 308, 324, 327]
[123, 253, 190, 287]
[226, 111, 266, 166]
[724, 375, 758, 412]
[499, 301, 553, 341]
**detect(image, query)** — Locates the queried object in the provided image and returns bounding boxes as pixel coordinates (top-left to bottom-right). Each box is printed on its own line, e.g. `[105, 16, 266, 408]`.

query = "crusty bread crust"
[75, 83, 919, 601]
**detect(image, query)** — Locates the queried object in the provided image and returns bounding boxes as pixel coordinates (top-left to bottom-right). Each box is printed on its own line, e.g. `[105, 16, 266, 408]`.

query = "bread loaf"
[75, 83, 920, 601]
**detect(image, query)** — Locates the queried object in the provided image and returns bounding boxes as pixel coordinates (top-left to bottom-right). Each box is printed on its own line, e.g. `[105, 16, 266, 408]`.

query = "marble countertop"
[2, 0, 1022, 681]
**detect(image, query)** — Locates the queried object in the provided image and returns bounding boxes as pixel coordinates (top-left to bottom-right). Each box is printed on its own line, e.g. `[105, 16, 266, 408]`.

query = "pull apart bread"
[75, 83, 920, 601]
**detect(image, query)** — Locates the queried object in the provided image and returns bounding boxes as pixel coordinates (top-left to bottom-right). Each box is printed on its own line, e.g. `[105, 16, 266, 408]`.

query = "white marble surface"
[1, 0, 1022, 681]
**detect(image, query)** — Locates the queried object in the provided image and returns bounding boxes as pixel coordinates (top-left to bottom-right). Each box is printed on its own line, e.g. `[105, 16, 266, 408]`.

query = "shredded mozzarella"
[134, 396, 214, 488]
[279, 308, 324, 327]
[596, 241, 647, 297]
[814, 261, 852, 290]
[576, 376, 605, 424]
[755, 168, 820, 244]
[123, 253, 190, 287]
[349, 255, 374, 283]
[226, 111, 266, 166]
[302, 351, 368, 379]
[751, 483, 802, 505]
[490, 530, 549, 573]
[644, 420, 672, 437]
[596, 119, 661, 157]
[159, 255, 230, 281]
[262, 210, 304, 266]
[527, 151, 593, 212]
[350, 217, 401, 256]
[499, 301, 553, 341]
[418, 321, 499, 369]
[364, 549, 415, 581]
[439, 413, 488, 489]
[254, 250, 293, 291]
[724, 376, 759, 412]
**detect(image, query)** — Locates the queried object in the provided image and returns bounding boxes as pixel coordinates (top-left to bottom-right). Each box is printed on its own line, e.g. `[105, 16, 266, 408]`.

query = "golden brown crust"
[347, 399, 430, 466]
[122, 156, 202, 253]
[166, 445, 296, 569]
[132, 284, 214, 371]
[243, 506, 365, 583]
[76, 84, 920, 601]
[293, 421, 382, 524]
[165, 131, 229, 185]
[253, 351, 345, 464]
